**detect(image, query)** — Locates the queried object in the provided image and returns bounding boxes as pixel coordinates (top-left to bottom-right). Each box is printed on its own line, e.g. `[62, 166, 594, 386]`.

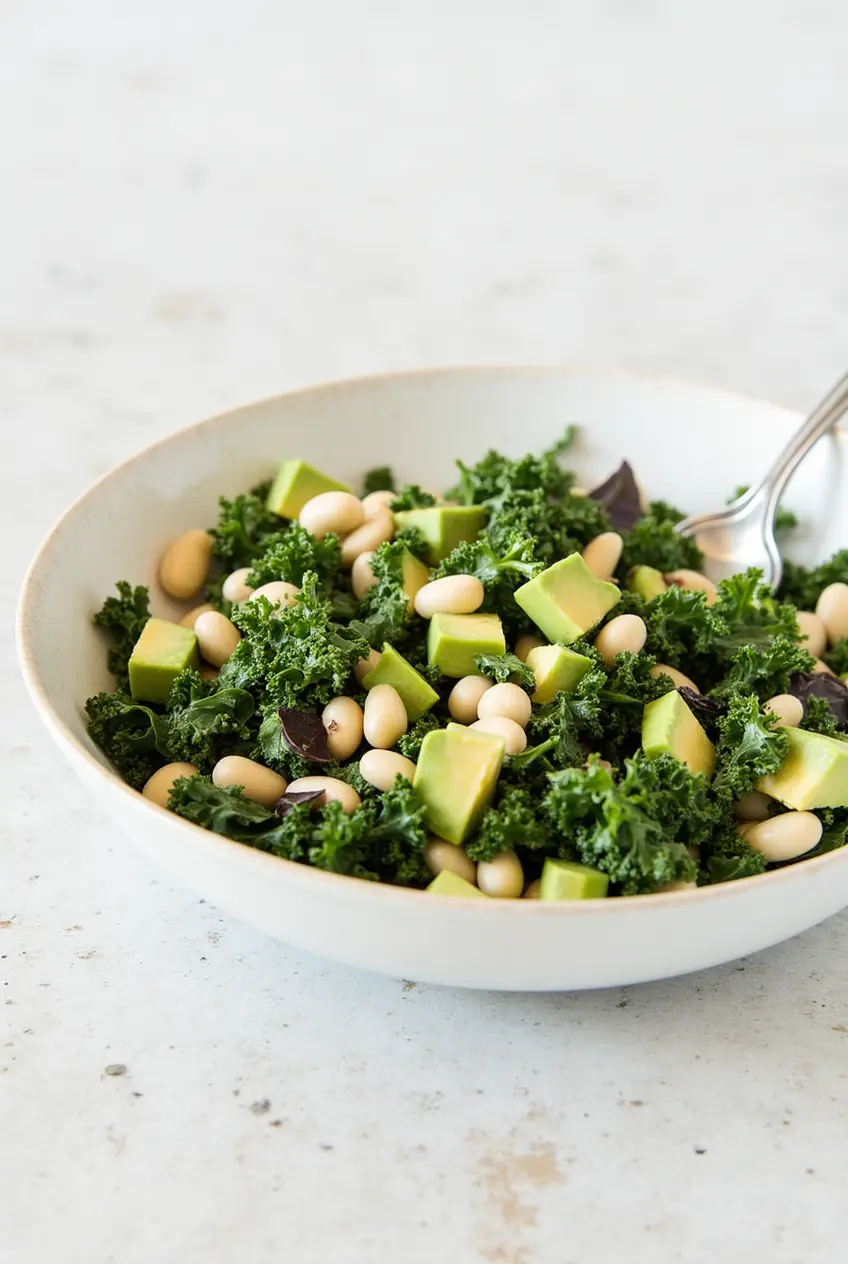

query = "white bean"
[523, 879, 542, 899]
[351, 551, 378, 601]
[744, 811, 822, 863]
[477, 850, 524, 898]
[179, 603, 215, 630]
[322, 696, 364, 761]
[414, 574, 485, 619]
[734, 791, 774, 822]
[816, 582, 848, 646]
[665, 569, 718, 605]
[794, 610, 827, 657]
[361, 749, 417, 792]
[248, 580, 301, 609]
[159, 529, 213, 600]
[765, 693, 804, 729]
[477, 682, 532, 727]
[449, 675, 494, 724]
[514, 634, 544, 663]
[212, 755, 288, 809]
[649, 663, 700, 692]
[299, 491, 365, 540]
[423, 837, 477, 884]
[361, 489, 396, 518]
[581, 531, 624, 580]
[594, 614, 647, 666]
[222, 567, 255, 604]
[142, 762, 198, 808]
[286, 776, 361, 815]
[194, 610, 241, 667]
[813, 659, 836, 676]
[363, 683, 408, 749]
[470, 715, 527, 755]
[354, 647, 381, 684]
[340, 509, 394, 568]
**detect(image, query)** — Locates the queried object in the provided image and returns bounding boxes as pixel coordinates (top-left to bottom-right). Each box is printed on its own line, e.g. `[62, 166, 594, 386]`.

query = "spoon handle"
[755, 371, 848, 523]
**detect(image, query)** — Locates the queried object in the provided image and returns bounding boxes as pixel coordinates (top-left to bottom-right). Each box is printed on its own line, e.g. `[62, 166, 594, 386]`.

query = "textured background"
[5, 3, 848, 1261]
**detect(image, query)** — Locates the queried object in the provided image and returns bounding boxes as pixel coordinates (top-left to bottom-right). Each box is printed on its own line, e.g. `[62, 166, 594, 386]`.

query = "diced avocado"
[266, 460, 350, 519]
[526, 644, 593, 704]
[427, 613, 506, 678]
[393, 505, 486, 563]
[363, 644, 439, 721]
[427, 870, 488, 898]
[514, 553, 621, 644]
[539, 858, 609, 900]
[627, 565, 667, 601]
[756, 727, 848, 809]
[128, 618, 199, 703]
[414, 722, 506, 844]
[642, 690, 716, 779]
[400, 549, 431, 614]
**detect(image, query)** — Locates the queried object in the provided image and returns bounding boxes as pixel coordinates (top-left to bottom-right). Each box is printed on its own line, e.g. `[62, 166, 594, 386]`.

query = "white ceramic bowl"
[17, 368, 848, 990]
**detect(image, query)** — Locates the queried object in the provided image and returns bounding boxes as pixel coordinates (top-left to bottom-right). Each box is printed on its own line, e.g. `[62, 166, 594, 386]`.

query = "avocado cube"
[514, 553, 621, 644]
[539, 858, 609, 900]
[756, 727, 848, 809]
[266, 460, 351, 519]
[400, 549, 431, 614]
[526, 643, 593, 703]
[393, 506, 486, 563]
[414, 722, 506, 844]
[642, 690, 716, 779]
[427, 612, 506, 678]
[427, 870, 488, 898]
[363, 644, 439, 721]
[627, 565, 667, 601]
[128, 618, 199, 703]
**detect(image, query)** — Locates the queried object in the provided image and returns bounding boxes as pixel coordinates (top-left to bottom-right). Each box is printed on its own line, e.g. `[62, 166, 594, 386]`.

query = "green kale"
[164, 670, 256, 769]
[619, 504, 704, 576]
[467, 789, 549, 862]
[707, 571, 801, 654]
[309, 780, 429, 884]
[433, 531, 542, 634]
[362, 466, 395, 495]
[729, 485, 798, 533]
[778, 550, 848, 610]
[397, 713, 442, 760]
[93, 582, 151, 683]
[355, 538, 419, 648]
[246, 522, 341, 592]
[85, 690, 170, 789]
[394, 525, 431, 561]
[449, 426, 577, 505]
[711, 693, 789, 803]
[486, 487, 609, 565]
[524, 665, 608, 770]
[800, 695, 843, 737]
[208, 485, 282, 569]
[617, 751, 719, 852]
[824, 638, 848, 677]
[168, 775, 273, 832]
[391, 485, 437, 511]
[474, 652, 535, 689]
[710, 637, 814, 703]
[700, 821, 767, 883]
[254, 707, 312, 780]
[643, 586, 709, 667]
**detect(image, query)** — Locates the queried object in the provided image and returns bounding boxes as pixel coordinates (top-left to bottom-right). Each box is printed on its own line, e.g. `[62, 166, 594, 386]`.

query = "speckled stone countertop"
[5, 3, 848, 1260]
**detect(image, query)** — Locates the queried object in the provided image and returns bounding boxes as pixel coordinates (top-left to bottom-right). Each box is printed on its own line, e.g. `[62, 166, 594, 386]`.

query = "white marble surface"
[5, 2, 848, 1260]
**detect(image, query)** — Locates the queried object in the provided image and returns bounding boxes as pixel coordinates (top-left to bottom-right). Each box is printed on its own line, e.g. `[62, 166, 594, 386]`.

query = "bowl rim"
[16, 363, 847, 915]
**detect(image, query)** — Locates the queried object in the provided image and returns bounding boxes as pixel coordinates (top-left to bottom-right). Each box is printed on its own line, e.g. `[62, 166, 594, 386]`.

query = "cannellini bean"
[248, 580, 301, 609]
[744, 811, 822, 863]
[322, 696, 364, 761]
[594, 614, 647, 666]
[351, 551, 378, 601]
[340, 509, 394, 568]
[286, 776, 361, 815]
[159, 529, 213, 600]
[361, 489, 396, 518]
[649, 663, 700, 692]
[299, 491, 365, 540]
[413, 574, 485, 619]
[816, 582, 848, 645]
[194, 610, 241, 667]
[423, 837, 476, 884]
[360, 749, 417, 792]
[448, 675, 494, 724]
[363, 684, 408, 749]
[664, 568, 718, 605]
[514, 634, 544, 663]
[470, 715, 527, 754]
[795, 610, 827, 657]
[212, 755, 288, 809]
[734, 791, 774, 822]
[477, 850, 524, 898]
[354, 647, 381, 684]
[523, 879, 542, 899]
[222, 567, 255, 604]
[765, 693, 804, 729]
[142, 762, 198, 808]
[179, 603, 215, 630]
[477, 682, 532, 727]
[581, 531, 624, 580]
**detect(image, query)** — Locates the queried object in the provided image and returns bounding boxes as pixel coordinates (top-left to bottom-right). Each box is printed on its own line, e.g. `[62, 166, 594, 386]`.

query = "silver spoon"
[677, 372, 848, 590]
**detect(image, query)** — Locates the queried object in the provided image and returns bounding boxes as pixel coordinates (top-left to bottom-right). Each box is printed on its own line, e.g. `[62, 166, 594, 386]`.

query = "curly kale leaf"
[643, 586, 710, 667]
[486, 487, 608, 565]
[449, 426, 577, 505]
[391, 484, 437, 511]
[93, 582, 151, 683]
[85, 690, 170, 789]
[246, 522, 341, 592]
[707, 571, 801, 654]
[165, 670, 256, 769]
[711, 693, 789, 803]
[799, 695, 843, 737]
[353, 539, 419, 648]
[710, 637, 814, 703]
[208, 485, 282, 569]
[824, 638, 848, 678]
[433, 530, 542, 634]
[362, 466, 395, 495]
[397, 713, 442, 760]
[309, 780, 429, 884]
[618, 751, 720, 851]
[619, 504, 704, 576]
[700, 820, 767, 883]
[778, 550, 848, 610]
[467, 789, 549, 863]
[524, 665, 608, 770]
[474, 652, 534, 689]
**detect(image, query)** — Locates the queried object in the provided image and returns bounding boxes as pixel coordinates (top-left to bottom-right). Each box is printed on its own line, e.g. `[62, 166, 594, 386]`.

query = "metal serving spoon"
[677, 372, 848, 589]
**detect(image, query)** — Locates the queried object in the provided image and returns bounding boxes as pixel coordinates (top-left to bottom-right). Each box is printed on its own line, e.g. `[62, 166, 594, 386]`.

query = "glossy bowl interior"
[17, 368, 848, 990]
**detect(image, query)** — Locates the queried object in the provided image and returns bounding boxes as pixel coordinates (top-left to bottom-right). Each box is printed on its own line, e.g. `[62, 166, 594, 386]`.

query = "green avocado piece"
[627, 565, 667, 601]
[514, 553, 621, 644]
[414, 722, 506, 844]
[427, 612, 506, 678]
[642, 690, 716, 779]
[539, 858, 609, 900]
[526, 643, 593, 703]
[400, 549, 431, 613]
[393, 505, 486, 563]
[756, 727, 848, 809]
[266, 460, 350, 519]
[128, 618, 199, 703]
[363, 643, 439, 721]
[427, 870, 488, 898]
